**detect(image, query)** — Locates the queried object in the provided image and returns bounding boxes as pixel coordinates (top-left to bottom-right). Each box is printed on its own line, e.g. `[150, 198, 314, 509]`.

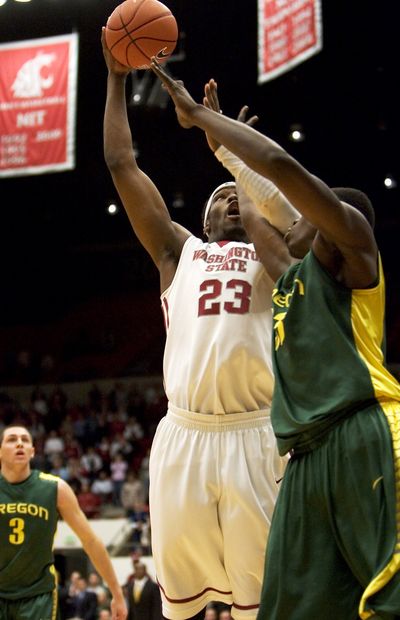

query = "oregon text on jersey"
[272, 277, 305, 309]
[0, 502, 49, 520]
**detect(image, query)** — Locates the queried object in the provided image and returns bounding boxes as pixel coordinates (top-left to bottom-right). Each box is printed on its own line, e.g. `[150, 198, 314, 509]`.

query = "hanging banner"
[0, 33, 78, 177]
[258, 0, 322, 84]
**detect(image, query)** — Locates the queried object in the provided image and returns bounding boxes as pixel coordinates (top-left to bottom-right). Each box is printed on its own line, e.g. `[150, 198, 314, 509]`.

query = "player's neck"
[1, 464, 32, 484]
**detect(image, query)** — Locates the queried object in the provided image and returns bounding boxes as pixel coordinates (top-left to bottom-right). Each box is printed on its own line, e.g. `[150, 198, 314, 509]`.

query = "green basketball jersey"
[271, 250, 400, 455]
[0, 470, 59, 599]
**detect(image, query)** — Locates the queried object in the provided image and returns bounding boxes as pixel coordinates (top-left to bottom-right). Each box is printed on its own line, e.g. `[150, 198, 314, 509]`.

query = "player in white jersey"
[102, 32, 296, 620]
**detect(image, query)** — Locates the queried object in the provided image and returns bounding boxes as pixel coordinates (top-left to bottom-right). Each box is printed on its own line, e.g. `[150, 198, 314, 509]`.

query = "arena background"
[0, 0, 399, 601]
[0, 0, 398, 381]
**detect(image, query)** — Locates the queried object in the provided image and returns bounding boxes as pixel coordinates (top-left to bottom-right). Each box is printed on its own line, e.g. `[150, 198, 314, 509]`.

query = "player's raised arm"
[236, 181, 293, 282]
[203, 79, 299, 235]
[150, 60, 376, 265]
[102, 30, 188, 285]
[57, 478, 127, 620]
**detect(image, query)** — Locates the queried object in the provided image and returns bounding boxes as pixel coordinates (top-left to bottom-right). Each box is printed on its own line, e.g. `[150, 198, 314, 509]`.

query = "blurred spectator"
[80, 446, 103, 482]
[108, 381, 129, 414]
[58, 576, 75, 620]
[124, 416, 144, 444]
[65, 457, 84, 493]
[77, 480, 102, 518]
[44, 429, 65, 461]
[91, 469, 113, 505]
[108, 413, 127, 437]
[127, 389, 146, 429]
[84, 410, 101, 447]
[98, 610, 112, 620]
[138, 449, 150, 503]
[110, 433, 133, 461]
[73, 410, 87, 445]
[110, 453, 129, 505]
[204, 605, 218, 620]
[139, 513, 151, 556]
[96, 590, 112, 616]
[50, 454, 70, 480]
[124, 554, 141, 587]
[97, 436, 111, 467]
[70, 576, 98, 620]
[63, 432, 83, 460]
[121, 471, 146, 518]
[66, 570, 82, 599]
[126, 561, 162, 620]
[218, 608, 232, 620]
[31, 386, 48, 417]
[29, 410, 46, 440]
[87, 571, 109, 600]
[129, 505, 151, 554]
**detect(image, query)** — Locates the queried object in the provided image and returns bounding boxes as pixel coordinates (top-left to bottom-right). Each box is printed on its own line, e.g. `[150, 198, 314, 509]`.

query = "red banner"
[258, 0, 322, 83]
[0, 33, 78, 177]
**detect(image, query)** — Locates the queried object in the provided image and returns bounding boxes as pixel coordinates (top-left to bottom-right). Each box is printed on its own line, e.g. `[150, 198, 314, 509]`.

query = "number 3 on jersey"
[9, 517, 25, 544]
[198, 278, 251, 316]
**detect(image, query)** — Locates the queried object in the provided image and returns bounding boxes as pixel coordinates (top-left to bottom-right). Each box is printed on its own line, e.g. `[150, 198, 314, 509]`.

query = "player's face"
[0, 426, 35, 465]
[283, 217, 316, 258]
[207, 187, 247, 242]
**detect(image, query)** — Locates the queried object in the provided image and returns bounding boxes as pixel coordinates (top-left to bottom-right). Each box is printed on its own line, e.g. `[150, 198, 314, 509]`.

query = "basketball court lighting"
[107, 203, 118, 215]
[14, 0, 32, 3]
[0, 0, 7, 7]
[384, 175, 397, 189]
[289, 124, 305, 142]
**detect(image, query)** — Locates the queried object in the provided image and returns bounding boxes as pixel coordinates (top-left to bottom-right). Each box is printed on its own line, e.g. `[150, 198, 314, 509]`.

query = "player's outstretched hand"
[203, 79, 259, 152]
[101, 28, 131, 76]
[203, 79, 221, 152]
[150, 58, 197, 128]
[111, 596, 128, 620]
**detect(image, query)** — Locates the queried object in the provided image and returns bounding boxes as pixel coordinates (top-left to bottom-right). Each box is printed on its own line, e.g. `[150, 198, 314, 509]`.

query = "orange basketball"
[105, 0, 178, 69]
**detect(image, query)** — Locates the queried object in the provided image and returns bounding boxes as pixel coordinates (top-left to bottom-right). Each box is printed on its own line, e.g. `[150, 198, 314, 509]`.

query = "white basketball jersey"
[161, 236, 275, 414]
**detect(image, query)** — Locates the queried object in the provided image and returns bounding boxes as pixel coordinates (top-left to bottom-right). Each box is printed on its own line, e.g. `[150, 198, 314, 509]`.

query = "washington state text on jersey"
[192, 246, 259, 272]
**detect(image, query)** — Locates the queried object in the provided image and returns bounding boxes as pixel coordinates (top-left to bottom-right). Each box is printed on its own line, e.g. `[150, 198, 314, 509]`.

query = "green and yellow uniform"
[0, 470, 60, 620]
[258, 251, 400, 620]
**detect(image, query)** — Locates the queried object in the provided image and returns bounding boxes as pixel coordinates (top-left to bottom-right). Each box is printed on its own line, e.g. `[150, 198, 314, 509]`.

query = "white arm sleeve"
[214, 145, 300, 234]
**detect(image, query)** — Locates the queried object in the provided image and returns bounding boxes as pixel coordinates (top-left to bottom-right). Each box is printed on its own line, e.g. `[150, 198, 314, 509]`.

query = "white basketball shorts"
[149, 404, 288, 620]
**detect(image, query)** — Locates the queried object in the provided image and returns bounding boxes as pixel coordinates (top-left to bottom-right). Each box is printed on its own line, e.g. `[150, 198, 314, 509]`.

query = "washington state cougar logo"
[11, 51, 55, 98]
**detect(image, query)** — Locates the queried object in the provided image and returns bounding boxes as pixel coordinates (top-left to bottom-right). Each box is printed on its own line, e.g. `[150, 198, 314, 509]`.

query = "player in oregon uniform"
[101, 31, 300, 620]
[0, 425, 127, 620]
[150, 61, 400, 619]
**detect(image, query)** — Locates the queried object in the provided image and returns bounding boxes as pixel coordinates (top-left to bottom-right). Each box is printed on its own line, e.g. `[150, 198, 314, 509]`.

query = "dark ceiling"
[0, 0, 399, 364]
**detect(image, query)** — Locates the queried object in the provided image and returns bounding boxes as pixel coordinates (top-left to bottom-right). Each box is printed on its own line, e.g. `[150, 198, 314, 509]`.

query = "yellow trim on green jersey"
[351, 256, 400, 403]
[359, 401, 400, 618]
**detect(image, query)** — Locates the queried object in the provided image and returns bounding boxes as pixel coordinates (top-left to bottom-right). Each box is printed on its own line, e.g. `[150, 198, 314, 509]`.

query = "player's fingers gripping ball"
[105, 0, 178, 69]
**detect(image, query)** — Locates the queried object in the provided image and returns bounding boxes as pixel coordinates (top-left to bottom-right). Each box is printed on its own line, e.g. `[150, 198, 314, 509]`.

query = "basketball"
[105, 0, 178, 69]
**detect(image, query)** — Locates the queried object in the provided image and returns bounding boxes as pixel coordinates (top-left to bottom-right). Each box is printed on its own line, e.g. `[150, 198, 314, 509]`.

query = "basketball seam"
[121, 14, 174, 35]
[126, 38, 173, 65]
[109, 14, 176, 54]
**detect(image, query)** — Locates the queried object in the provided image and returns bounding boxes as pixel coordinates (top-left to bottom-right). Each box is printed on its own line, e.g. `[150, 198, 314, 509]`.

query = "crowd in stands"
[0, 379, 167, 555]
[59, 562, 233, 620]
